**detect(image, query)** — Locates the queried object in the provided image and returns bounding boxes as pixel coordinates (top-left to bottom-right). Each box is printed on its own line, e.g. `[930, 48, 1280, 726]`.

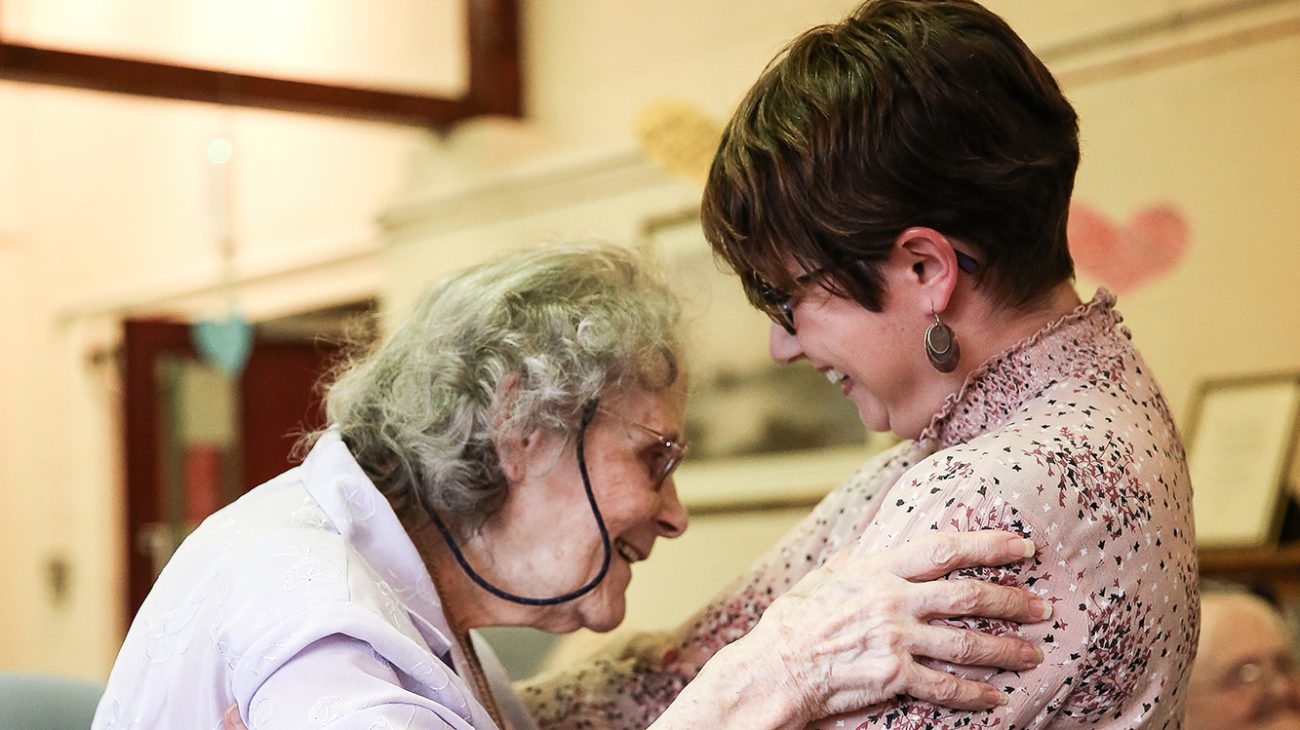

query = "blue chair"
[0, 673, 103, 729]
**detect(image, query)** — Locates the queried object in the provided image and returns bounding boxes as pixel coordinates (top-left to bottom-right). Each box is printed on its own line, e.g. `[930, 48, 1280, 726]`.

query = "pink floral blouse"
[521, 290, 1198, 729]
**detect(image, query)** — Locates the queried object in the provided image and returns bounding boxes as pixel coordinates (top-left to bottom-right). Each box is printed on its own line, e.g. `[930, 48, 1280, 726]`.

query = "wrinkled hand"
[742, 530, 1050, 723]
[223, 704, 246, 730]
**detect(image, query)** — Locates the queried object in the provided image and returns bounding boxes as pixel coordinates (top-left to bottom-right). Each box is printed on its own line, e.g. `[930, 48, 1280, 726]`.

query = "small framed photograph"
[1187, 373, 1300, 548]
[637, 208, 890, 513]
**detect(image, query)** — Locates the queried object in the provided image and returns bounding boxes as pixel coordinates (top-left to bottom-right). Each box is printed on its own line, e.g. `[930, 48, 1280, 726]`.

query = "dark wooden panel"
[466, 0, 522, 117]
[0, 0, 520, 129]
[121, 319, 344, 624]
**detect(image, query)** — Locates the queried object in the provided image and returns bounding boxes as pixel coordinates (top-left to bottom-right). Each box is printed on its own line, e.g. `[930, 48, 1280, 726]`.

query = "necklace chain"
[413, 531, 508, 729]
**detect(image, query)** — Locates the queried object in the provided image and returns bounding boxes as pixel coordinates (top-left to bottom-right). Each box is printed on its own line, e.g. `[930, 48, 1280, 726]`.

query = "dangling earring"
[925, 311, 960, 373]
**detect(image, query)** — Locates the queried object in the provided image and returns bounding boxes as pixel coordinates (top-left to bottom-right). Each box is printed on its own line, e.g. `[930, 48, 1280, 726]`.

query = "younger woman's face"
[471, 383, 690, 633]
[766, 261, 941, 439]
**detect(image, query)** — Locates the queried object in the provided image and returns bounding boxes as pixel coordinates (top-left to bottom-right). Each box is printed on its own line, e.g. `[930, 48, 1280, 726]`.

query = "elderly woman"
[97, 244, 1051, 730]
[522, 1, 1197, 728]
[1186, 584, 1300, 730]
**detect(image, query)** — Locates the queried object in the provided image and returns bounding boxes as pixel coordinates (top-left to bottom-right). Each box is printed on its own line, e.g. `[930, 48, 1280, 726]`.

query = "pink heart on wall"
[1067, 202, 1190, 294]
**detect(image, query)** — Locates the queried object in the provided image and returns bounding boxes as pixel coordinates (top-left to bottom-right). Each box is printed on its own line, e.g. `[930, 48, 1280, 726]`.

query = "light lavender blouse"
[93, 430, 518, 730]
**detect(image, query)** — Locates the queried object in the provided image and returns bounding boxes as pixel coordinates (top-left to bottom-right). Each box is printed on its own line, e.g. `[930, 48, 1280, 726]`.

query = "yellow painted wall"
[1068, 34, 1300, 420]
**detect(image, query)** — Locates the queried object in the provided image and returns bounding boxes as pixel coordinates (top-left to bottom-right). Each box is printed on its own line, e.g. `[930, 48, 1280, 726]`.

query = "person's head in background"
[701, 0, 1082, 438]
[1186, 582, 1300, 730]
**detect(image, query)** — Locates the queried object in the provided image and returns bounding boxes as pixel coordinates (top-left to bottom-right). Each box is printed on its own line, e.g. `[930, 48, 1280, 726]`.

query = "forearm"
[519, 509, 840, 727]
[648, 634, 807, 730]
[521, 456, 900, 728]
[518, 631, 696, 730]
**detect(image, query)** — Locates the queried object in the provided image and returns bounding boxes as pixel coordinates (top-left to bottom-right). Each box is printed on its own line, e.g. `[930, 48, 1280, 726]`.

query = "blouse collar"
[918, 289, 1127, 448]
[300, 429, 454, 657]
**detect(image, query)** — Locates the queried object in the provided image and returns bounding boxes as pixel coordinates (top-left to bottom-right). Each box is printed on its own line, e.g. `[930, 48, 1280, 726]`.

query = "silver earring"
[925, 312, 960, 373]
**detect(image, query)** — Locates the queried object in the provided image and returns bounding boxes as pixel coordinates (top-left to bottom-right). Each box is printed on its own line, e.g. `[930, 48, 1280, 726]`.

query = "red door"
[120, 316, 355, 623]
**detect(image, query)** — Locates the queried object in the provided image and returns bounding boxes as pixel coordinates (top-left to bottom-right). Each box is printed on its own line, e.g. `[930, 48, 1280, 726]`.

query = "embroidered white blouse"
[93, 430, 518, 730]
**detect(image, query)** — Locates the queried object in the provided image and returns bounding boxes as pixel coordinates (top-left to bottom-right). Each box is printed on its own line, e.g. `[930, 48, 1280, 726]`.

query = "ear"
[492, 373, 570, 485]
[492, 372, 531, 483]
[497, 428, 550, 484]
[895, 226, 961, 315]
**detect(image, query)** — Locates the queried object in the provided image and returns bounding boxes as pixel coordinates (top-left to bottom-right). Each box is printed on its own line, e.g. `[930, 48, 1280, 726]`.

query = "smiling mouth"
[824, 368, 849, 386]
[615, 538, 644, 563]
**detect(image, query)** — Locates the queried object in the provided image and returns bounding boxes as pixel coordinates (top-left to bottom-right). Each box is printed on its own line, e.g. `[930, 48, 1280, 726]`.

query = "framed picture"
[1186, 372, 1300, 549]
[638, 208, 891, 514]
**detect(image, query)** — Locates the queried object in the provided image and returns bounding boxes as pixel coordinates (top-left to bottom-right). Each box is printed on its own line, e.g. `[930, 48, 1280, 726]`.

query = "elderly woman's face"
[480, 382, 690, 633]
[1185, 594, 1300, 730]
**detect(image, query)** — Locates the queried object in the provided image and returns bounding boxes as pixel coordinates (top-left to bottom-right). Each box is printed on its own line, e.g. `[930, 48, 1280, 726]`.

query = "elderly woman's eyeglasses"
[1211, 655, 1300, 693]
[593, 404, 688, 487]
[751, 250, 981, 336]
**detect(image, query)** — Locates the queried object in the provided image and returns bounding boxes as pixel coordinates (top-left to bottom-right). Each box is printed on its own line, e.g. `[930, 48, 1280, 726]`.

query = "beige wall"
[3, 0, 1298, 680]
[0, 87, 424, 676]
[1069, 33, 1300, 418]
[0, 244, 36, 670]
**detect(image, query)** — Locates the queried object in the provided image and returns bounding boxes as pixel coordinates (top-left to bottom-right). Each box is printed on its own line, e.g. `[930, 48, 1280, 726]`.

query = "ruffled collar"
[917, 289, 1127, 448]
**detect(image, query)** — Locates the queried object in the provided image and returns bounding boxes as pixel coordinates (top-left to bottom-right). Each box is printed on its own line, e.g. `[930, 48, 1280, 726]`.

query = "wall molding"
[1040, 0, 1298, 65]
[57, 228, 382, 325]
[381, 146, 674, 240]
[1058, 13, 1300, 89]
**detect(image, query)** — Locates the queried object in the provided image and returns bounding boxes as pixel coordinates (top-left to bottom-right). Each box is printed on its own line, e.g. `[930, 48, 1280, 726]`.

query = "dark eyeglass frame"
[594, 404, 688, 487]
[752, 250, 981, 335]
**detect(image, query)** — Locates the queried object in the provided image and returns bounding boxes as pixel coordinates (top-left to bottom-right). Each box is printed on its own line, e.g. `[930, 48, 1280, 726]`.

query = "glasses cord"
[426, 399, 612, 606]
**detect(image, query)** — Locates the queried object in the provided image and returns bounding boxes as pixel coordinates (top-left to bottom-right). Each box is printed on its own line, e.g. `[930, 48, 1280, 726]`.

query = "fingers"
[821, 545, 851, 571]
[909, 623, 1043, 672]
[223, 704, 247, 730]
[914, 579, 1053, 623]
[899, 662, 1009, 711]
[873, 531, 1036, 581]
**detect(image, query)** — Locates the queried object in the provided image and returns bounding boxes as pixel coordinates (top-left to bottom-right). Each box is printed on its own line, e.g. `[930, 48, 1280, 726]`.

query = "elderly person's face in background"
[467, 381, 690, 634]
[1186, 593, 1300, 730]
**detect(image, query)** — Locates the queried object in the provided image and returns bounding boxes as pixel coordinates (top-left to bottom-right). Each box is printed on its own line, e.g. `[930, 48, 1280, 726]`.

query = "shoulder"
[890, 411, 1161, 544]
[161, 473, 425, 660]
[179, 474, 353, 597]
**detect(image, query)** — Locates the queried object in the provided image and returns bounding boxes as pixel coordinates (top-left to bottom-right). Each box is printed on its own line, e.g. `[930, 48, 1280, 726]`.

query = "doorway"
[119, 302, 376, 623]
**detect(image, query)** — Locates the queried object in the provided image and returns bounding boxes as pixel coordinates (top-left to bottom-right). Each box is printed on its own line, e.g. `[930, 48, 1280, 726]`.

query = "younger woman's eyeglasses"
[750, 250, 980, 336]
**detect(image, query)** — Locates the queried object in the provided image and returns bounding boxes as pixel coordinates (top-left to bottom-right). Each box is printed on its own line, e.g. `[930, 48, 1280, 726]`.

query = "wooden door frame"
[121, 319, 195, 627]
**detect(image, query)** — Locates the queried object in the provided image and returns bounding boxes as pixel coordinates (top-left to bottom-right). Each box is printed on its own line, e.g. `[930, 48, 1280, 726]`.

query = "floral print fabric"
[522, 290, 1197, 729]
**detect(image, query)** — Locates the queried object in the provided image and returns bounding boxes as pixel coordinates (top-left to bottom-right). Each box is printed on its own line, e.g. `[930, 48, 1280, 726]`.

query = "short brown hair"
[702, 0, 1079, 312]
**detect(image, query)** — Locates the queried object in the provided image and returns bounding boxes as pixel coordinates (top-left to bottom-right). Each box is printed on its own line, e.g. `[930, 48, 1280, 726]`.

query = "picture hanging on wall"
[1186, 372, 1300, 549]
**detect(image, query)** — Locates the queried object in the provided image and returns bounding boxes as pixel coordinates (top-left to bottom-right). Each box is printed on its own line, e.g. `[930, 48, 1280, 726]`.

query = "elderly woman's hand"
[227, 531, 1047, 730]
[651, 530, 1049, 729]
